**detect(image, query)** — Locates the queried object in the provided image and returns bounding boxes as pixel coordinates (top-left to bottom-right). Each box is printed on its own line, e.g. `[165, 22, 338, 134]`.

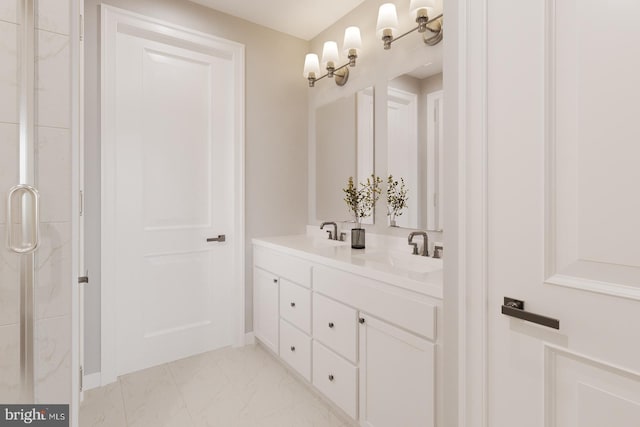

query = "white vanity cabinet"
[253, 245, 313, 379]
[253, 267, 279, 353]
[252, 240, 442, 427]
[358, 314, 435, 427]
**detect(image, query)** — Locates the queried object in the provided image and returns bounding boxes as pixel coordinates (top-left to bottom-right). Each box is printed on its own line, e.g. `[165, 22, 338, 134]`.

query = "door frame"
[99, 5, 246, 385]
[442, 0, 488, 426]
[71, 0, 83, 423]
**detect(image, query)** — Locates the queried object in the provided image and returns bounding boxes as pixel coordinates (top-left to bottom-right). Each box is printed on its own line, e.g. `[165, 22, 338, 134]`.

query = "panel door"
[113, 26, 236, 375]
[253, 268, 279, 353]
[487, 0, 640, 425]
[359, 314, 434, 427]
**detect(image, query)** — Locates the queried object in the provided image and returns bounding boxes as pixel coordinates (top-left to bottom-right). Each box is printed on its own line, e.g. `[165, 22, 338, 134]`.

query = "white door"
[387, 88, 418, 228]
[106, 11, 238, 376]
[487, 0, 640, 425]
[425, 90, 443, 231]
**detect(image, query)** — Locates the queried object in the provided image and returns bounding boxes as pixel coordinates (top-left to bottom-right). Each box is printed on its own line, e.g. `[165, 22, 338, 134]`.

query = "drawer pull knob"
[273, 278, 278, 283]
[328, 322, 334, 328]
[359, 317, 365, 324]
[290, 346, 295, 352]
[328, 374, 334, 381]
[290, 302, 296, 307]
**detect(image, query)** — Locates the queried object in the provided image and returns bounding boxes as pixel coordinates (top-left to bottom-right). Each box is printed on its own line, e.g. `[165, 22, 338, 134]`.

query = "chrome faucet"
[320, 222, 338, 241]
[408, 231, 429, 256]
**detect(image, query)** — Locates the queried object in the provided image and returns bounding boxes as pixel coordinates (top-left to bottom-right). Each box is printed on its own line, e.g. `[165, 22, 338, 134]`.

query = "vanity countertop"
[252, 234, 443, 299]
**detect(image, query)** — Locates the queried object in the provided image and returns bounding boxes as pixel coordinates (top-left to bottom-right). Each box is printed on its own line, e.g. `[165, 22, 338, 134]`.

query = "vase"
[389, 215, 398, 227]
[351, 228, 365, 249]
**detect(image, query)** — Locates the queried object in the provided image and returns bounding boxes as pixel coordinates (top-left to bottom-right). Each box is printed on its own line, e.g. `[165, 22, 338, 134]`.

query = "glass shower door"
[2, 0, 39, 404]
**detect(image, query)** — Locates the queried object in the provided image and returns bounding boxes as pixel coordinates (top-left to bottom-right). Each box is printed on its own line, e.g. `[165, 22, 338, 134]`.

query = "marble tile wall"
[0, 0, 72, 405]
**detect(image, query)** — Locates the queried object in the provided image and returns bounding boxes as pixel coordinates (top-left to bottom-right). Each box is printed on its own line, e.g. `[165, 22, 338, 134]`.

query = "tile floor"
[80, 344, 353, 427]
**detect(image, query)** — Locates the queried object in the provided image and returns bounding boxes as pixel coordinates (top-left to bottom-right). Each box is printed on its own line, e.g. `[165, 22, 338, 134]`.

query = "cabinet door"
[253, 267, 279, 353]
[359, 314, 434, 427]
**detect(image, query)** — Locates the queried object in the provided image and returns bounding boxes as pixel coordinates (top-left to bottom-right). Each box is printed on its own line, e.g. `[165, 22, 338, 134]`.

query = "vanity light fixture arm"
[308, 61, 352, 87]
[383, 13, 443, 49]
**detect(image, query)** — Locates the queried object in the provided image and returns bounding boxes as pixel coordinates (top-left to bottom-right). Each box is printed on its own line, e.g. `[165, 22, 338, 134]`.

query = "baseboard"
[244, 332, 255, 345]
[82, 372, 102, 391]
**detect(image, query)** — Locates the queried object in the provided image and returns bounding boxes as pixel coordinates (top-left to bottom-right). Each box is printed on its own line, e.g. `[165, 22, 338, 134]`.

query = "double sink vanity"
[252, 232, 443, 427]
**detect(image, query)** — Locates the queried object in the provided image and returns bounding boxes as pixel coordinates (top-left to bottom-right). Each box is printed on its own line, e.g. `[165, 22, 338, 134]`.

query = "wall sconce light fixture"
[376, 1, 443, 50]
[303, 26, 362, 87]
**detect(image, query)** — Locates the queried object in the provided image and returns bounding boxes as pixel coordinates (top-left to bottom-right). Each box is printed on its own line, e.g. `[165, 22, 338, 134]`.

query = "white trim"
[244, 332, 255, 345]
[446, 0, 489, 426]
[547, 274, 640, 301]
[542, 0, 640, 302]
[426, 89, 444, 231]
[544, 343, 640, 427]
[544, 0, 558, 279]
[82, 372, 102, 392]
[100, 5, 245, 384]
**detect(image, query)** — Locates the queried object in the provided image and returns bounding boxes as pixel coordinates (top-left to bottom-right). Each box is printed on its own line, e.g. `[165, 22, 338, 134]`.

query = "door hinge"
[79, 190, 84, 216]
[79, 366, 83, 392]
[79, 14, 84, 41]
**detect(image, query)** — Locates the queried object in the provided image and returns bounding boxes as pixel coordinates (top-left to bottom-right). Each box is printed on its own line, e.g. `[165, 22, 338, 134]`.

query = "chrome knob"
[359, 317, 365, 324]
[328, 322, 334, 328]
[290, 302, 296, 307]
[273, 278, 277, 283]
[290, 346, 295, 352]
[328, 374, 334, 381]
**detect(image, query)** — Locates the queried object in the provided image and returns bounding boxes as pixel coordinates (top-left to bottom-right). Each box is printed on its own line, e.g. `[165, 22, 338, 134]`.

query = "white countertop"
[252, 234, 443, 299]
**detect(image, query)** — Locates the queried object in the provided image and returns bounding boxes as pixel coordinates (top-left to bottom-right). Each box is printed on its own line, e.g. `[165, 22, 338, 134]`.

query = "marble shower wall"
[0, 0, 72, 404]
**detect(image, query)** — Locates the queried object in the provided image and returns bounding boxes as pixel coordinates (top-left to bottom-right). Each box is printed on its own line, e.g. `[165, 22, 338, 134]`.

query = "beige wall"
[316, 94, 356, 221]
[84, 0, 309, 373]
[308, 0, 444, 243]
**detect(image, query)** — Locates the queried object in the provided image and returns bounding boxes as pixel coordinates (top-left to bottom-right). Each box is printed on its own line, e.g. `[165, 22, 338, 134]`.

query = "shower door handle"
[6, 184, 40, 254]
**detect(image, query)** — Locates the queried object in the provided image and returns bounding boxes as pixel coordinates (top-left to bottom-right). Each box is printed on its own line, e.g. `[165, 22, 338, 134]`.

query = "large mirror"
[386, 66, 443, 231]
[316, 87, 374, 222]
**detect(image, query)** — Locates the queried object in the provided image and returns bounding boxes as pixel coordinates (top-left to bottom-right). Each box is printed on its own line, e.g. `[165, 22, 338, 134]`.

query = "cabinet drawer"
[279, 279, 311, 334]
[312, 293, 357, 363]
[312, 341, 357, 419]
[254, 245, 312, 288]
[279, 320, 311, 381]
[314, 265, 437, 340]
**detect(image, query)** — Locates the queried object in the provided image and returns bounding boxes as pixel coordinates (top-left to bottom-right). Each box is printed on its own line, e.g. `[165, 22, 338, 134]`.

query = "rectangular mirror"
[316, 86, 374, 223]
[386, 67, 443, 231]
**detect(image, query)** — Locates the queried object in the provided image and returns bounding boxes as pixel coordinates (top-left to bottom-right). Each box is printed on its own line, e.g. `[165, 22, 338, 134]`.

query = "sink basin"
[308, 238, 348, 249]
[354, 250, 443, 274]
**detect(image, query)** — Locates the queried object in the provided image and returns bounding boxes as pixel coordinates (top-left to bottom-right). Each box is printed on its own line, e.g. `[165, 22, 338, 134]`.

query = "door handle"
[501, 297, 559, 330]
[6, 184, 40, 254]
[206, 235, 226, 242]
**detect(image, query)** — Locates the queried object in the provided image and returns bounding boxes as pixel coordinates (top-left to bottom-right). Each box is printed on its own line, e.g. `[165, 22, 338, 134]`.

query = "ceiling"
[188, 0, 368, 40]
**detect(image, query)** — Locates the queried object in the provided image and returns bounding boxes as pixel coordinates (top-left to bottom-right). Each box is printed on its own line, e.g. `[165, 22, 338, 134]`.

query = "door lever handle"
[206, 235, 226, 242]
[501, 297, 560, 330]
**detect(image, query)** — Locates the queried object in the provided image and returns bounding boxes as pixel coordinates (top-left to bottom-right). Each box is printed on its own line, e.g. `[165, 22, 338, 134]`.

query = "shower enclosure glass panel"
[2, 0, 39, 404]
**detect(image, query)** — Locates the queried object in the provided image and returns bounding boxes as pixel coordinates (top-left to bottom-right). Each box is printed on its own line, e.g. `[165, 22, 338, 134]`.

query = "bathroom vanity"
[252, 234, 443, 427]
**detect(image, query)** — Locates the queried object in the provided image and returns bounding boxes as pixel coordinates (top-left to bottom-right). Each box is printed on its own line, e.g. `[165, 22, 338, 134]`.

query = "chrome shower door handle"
[6, 184, 40, 254]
